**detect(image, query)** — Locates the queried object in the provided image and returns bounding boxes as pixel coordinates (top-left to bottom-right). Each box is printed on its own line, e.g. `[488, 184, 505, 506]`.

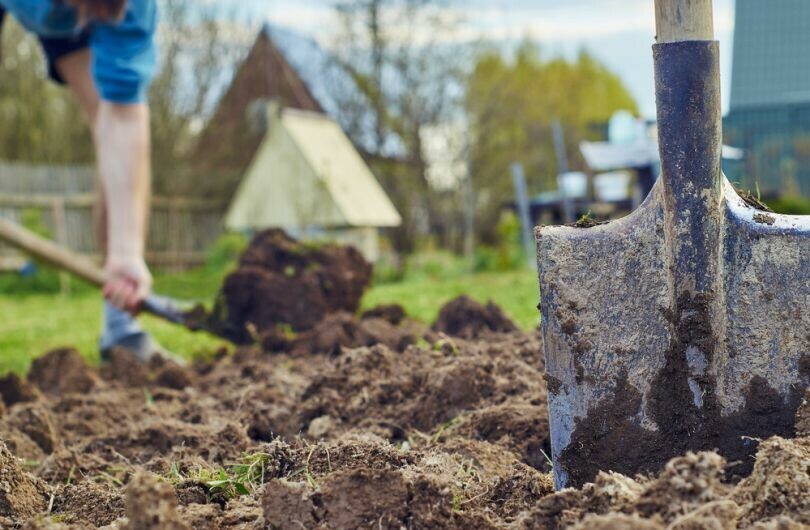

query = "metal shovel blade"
[536, 40, 810, 489]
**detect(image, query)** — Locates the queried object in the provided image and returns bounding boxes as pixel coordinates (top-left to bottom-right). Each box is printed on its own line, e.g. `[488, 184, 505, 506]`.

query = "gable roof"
[193, 27, 324, 182]
[226, 107, 401, 230]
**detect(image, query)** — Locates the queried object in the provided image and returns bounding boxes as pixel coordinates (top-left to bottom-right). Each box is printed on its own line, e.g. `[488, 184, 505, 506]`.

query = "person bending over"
[0, 0, 167, 361]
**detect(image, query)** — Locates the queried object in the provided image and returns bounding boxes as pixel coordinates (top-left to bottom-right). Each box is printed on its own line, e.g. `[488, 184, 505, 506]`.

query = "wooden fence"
[0, 162, 227, 271]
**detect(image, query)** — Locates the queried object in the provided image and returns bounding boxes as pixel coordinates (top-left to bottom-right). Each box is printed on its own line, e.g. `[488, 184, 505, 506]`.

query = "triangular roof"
[226, 107, 401, 230]
[193, 27, 324, 182]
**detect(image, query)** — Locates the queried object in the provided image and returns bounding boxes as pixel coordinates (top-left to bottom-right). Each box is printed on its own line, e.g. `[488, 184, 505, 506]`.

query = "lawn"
[0, 265, 539, 375]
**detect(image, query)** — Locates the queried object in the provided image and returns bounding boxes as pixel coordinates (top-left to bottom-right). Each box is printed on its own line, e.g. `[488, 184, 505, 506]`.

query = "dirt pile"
[0, 302, 807, 527]
[205, 229, 373, 343]
[433, 295, 519, 339]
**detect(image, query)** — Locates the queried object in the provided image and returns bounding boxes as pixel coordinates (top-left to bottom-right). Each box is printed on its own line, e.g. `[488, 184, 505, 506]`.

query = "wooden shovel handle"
[0, 218, 107, 286]
[655, 0, 714, 43]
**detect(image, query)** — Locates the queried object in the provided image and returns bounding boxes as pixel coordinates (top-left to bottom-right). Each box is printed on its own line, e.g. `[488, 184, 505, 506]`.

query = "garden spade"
[536, 0, 810, 489]
[0, 218, 226, 340]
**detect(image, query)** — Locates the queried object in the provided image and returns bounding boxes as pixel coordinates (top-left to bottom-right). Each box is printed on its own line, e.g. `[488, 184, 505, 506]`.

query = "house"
[724, 0, 810, 196]
[196, 25, 401, 260]
[225, 105, 401, 262]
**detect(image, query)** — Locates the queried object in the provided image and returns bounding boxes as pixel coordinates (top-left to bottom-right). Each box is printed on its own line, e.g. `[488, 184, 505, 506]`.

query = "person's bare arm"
[94, 102, 152, 312]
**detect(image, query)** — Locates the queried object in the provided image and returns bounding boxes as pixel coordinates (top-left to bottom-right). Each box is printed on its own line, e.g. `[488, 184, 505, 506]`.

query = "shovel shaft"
[655, 0, 714, 43]
[0, 218, 189, 327]
[0, 218, 107, 286]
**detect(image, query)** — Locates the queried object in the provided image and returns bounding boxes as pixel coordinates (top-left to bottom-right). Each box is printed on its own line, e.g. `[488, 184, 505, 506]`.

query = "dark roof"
[193, 27, 325, 184]
[730, 0, 810, 110]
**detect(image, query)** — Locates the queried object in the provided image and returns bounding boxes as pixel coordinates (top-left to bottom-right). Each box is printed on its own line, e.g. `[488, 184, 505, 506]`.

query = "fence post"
[51, 198, 71, 295]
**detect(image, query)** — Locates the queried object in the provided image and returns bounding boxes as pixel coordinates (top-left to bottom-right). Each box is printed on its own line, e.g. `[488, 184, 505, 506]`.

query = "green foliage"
[0, 19, 93, 163]
[173, 451, 277, 500]
[768, 195, 810, 215]
[204, 232, 247, 272]
[466, 42, 638, 244]
[472, 212, 527, 273]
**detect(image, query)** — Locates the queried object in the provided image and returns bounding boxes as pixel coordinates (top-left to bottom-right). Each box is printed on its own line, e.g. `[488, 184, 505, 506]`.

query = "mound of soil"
[0, 311, 807, 528]
[433, 295, 519, 339]
[205, 229, 373, 343]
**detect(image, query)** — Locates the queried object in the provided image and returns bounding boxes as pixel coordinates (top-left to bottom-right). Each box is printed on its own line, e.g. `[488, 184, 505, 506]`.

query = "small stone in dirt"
[0, 442, 47, 518]
[0, 373, 40, 407]
[28, 348, 97, 396]
[307, 415, 333, 438]
[361, 304, 407, 326]
[433, 295, 517, 339]
[123, 473, 189, 530]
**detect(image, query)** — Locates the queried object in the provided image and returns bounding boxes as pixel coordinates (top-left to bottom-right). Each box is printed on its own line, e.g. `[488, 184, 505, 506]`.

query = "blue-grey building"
[724, 0, 810, 196]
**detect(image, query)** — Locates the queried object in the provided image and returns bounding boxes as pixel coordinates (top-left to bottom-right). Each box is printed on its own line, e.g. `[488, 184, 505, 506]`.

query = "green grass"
[362, 268, 539, 329]
[0, 262, 540, 375]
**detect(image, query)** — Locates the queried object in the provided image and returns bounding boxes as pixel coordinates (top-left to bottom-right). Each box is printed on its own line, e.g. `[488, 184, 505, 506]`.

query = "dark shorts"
[0, 6, 90, 85]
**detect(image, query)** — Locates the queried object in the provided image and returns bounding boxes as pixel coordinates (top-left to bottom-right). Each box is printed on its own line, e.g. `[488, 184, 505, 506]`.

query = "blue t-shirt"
[0, 0, 157, 103]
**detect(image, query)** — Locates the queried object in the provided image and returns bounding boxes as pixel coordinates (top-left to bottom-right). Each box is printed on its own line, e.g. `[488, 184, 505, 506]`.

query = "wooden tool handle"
[655, 0, 714, 43]
[0, 218, 107, 286]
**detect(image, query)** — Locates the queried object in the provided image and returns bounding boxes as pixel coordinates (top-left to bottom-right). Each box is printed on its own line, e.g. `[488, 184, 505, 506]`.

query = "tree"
[329, 0, 466, 251]
[0, 0, 246, 196]
[0, 18, 93, 164]
[466, 42, 639, 244]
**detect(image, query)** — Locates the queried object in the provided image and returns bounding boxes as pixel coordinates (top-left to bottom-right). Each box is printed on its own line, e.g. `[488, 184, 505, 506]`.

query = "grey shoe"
[100, 331, 186, 365]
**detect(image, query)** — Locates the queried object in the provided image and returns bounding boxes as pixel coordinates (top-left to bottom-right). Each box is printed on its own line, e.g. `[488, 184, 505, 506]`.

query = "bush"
[205, 231, 248, 272]
[769, 195, 810, 215]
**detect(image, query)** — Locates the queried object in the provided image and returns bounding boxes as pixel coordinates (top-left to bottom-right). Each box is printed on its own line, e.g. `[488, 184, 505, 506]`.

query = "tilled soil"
[0, 308, 807, 529]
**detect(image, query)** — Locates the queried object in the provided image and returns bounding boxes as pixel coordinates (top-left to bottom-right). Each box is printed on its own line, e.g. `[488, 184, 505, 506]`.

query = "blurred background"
[0, 0, 808, 371]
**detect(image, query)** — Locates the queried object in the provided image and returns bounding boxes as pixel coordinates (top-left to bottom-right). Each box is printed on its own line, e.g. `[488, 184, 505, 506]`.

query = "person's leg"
[52, 49, 150, 357]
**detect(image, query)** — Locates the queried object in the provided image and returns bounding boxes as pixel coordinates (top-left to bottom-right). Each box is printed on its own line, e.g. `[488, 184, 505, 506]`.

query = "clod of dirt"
[667, 500, 740, 530]
[0, 373, 40, 406]
[572, 514, 664, 530]
[634, 451, 730, 522]
[50, 480, 125, 527]
[572, 215, 609, 229]
[433, 295, 518, 339]
[361, 304, 407, 326]
[7, 404, 60, 454]
[0, 442, 48, 518]
[28, 348, 97, 396]
[101, 348, 150, 388]
[206, 229, 373, 343]
[734, 437, 810, 526]
[123, 473, 189, 530]
[278, 312, 415, 356]
[736, 187, 774, 213]
[154, 363, 194, 390]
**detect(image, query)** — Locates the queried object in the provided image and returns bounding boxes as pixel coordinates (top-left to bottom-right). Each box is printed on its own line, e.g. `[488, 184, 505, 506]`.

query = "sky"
[237, 0, 737, 118]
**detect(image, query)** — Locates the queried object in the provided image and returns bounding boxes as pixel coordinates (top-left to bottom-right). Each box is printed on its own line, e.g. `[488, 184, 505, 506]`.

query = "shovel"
[536, 0, 810, 489]
[0, 217, 222, 339]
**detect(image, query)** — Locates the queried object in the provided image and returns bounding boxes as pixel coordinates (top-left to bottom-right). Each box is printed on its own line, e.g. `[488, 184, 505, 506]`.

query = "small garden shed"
[225, 105, 401, 261]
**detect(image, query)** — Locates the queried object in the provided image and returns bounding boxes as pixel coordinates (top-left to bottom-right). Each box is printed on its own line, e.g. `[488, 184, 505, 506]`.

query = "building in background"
[225, 106, 401, 262]
[197, 25, 401, 260]
[724, 0, 810, 197]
